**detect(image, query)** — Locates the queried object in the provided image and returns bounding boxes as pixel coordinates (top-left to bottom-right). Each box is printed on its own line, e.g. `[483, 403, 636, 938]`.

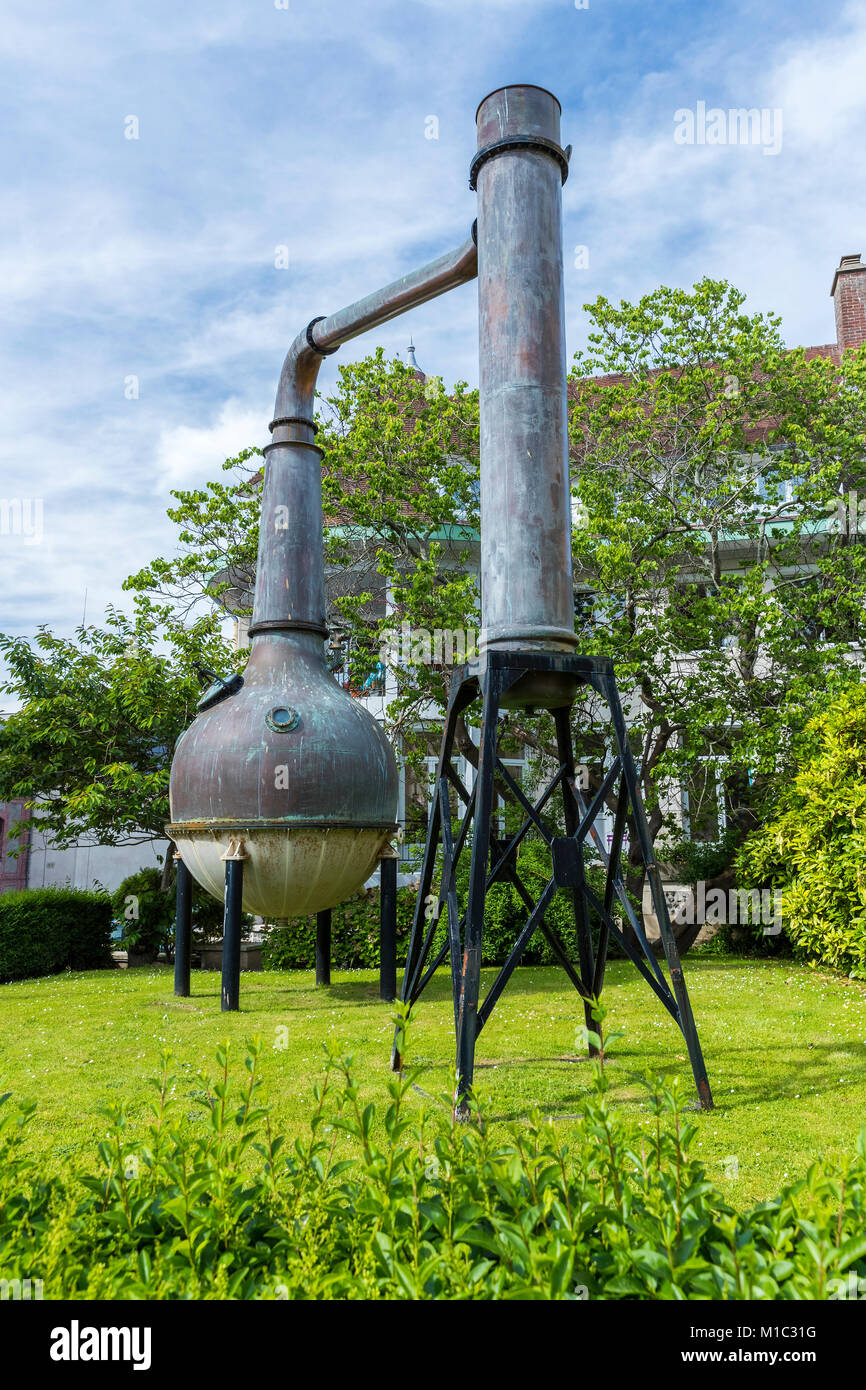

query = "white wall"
[26, 829, 171, 895]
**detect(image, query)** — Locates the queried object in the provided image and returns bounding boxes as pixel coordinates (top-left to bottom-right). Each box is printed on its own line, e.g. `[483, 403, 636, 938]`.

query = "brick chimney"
[831, 253, 866, 353]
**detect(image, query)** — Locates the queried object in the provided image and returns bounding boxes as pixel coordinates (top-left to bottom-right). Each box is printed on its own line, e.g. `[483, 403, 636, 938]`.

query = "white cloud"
[561, 2, 866, 354]
[772, 2, 866, 147]
[153, 400, 267, 492]
[2, 0, 865, 653]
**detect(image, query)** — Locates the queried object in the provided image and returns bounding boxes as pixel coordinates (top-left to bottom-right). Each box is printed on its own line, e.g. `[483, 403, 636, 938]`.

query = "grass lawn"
[2, 953, 866, 1208]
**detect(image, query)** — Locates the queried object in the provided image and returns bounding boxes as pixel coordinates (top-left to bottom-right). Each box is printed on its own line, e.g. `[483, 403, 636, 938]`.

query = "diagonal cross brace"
[391, 649, 714, 1114]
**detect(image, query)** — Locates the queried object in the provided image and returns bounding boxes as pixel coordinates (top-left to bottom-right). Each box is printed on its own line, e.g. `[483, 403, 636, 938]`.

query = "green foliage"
[0, 887, 112, 983]
[262, 887, 419, 970]
[737, 684, 866, 977]
[262, 840, 638, 969]
[112, 869, 175, 957]
[111, 867, 253, 958]
[0, 603, 237, 852]
[2, 1022, 866, 1299]
[319, 352, 480, 741]
[570, 282, 866, 881]
[665, 825, 743, 886]
[696, 917, 791, 961]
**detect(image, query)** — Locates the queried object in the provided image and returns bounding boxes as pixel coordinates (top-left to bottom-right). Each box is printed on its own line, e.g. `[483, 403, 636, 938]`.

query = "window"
[574, 589, 595, 635]
[496, 758, 525, 837]
[682, 765, 726, 842]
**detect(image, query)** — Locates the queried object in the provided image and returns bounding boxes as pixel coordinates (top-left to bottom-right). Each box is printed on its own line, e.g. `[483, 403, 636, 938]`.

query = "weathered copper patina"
[475, 85, 578, 708]
[167, 237, 478, 916]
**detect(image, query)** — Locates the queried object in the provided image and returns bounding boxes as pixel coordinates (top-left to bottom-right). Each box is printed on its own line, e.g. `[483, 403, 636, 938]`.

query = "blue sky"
[2, 0, 865, 649]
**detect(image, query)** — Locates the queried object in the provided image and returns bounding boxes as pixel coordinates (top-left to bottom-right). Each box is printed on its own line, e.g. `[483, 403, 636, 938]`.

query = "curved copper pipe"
[252, 233, 477, 635]
[271, 233, 478, 436]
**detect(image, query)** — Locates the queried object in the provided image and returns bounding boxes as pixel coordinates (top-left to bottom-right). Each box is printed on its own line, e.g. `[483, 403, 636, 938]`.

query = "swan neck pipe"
[251, 232, 478, 637]
[271, 233, 478, 432]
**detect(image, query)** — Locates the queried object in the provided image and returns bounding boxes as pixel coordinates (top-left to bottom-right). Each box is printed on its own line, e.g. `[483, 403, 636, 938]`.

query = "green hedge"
[2, 1028, 866, 1299]
[112, 869, 175, 957]
[0, 887, 113, 983]
[737, 683, 866, 977]
[111, 868, 250, 958]
[262, 886, 417, 969]
[262, 839, 634, 969]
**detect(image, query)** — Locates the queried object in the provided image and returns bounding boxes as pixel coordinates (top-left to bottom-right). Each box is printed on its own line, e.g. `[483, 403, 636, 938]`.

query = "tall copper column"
[474, 85, 577, 707]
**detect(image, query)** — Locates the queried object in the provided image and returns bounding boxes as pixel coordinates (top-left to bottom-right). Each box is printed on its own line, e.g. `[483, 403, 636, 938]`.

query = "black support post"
[315, 909, 331, 986]
[379, 856, 397, 1002]
[454, 670, 500, 1120]
[173, 855, 192, 998]
[221, 857, 244, 1013]
[553, 706, 598, 1055]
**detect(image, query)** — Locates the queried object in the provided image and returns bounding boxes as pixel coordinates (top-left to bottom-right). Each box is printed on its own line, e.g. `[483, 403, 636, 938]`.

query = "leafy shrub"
[665, 824, 743, 886]
[1, 1015, 866, 1299]
[262, 837, 632, 970]
[262, 886, 419, 969]
[0, 887, 112, 983]
[112, 868, 247, 959]
[702, 916, 791, 959]
[737, 684, 866, 977]
[112, 869, 175, 958]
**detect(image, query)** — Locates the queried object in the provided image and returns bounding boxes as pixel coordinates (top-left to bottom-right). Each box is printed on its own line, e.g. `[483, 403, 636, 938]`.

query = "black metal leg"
[454, 675, 499, 1119]
[390, 788, 440, 1071]
[439, 777, 463, 1029]
[646, 859, 714, 1111]
[316, 909, 331, 986]
[604, 672, 714, 1111]
[173, 856, 192, 998]
[402, 790, 441, 997]
[379, 855, 397, 1002]
[554, 707, 597, 1054]
[392, 692, 468, 1071]
[221, 858, 243, 1012]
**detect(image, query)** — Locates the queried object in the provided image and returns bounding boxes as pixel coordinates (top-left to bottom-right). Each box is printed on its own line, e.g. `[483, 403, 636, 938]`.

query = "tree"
[736, 684, 866, 977]
[124, 302, 866, 926]
[0, 603, 238, 883]
[556, 279, 866, 908]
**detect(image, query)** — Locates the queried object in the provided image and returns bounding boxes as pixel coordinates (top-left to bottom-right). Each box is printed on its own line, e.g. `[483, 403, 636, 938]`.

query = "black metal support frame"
[316, 909, 332, 986]
[379, 856, 398, 1001]
[390, 651, 713, 1117]
[221, 858, 244, 1013]
[174, 857, 192, 998]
